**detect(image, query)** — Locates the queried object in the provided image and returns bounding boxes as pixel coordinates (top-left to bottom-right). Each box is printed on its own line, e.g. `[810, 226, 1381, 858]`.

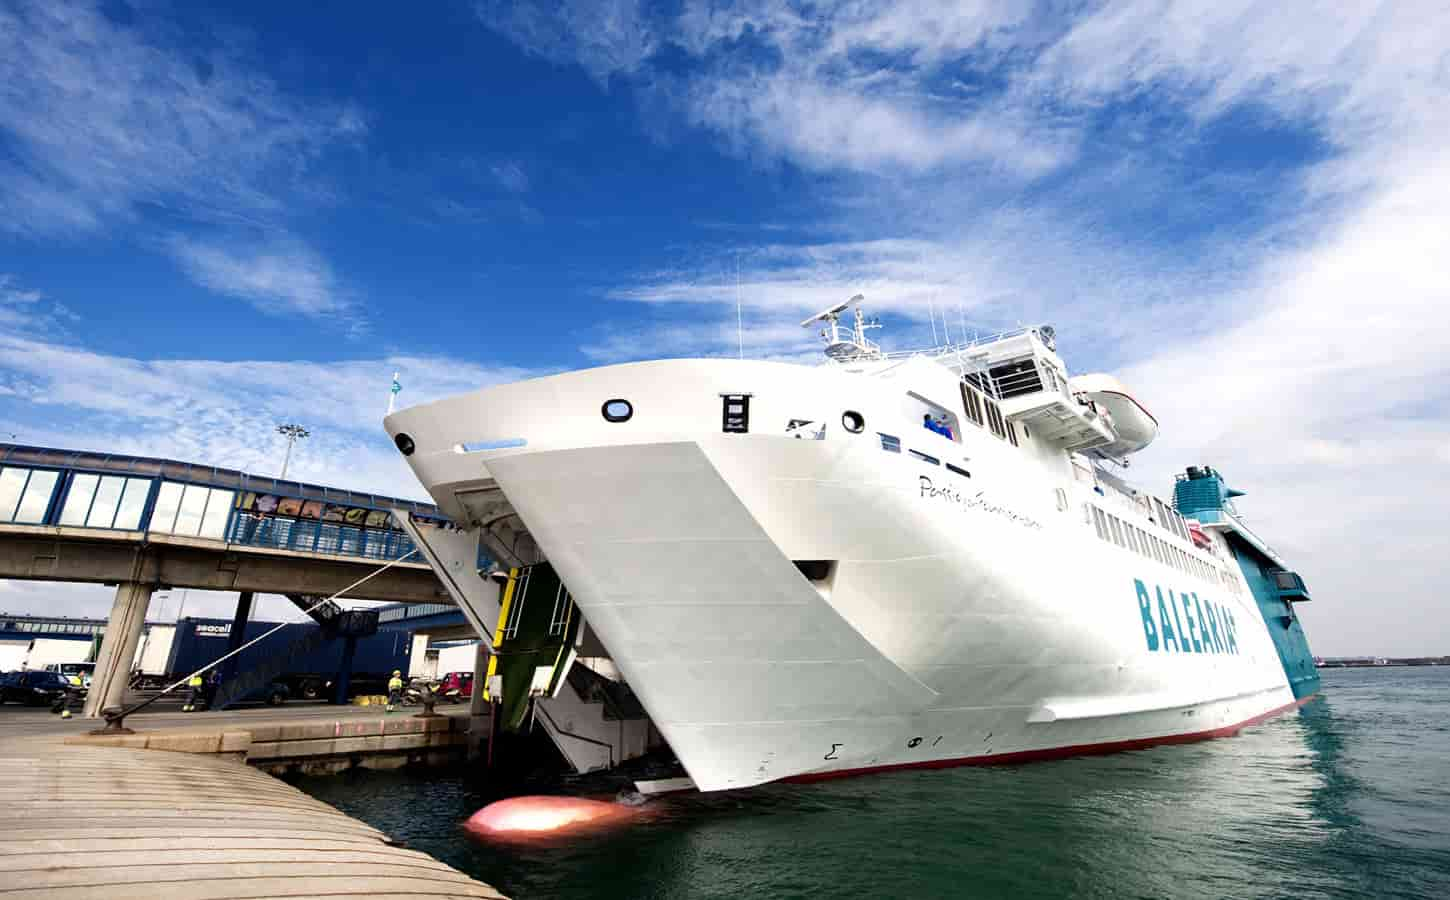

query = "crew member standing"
[387, 669, 404, 713]
[183, 672, 205, 712]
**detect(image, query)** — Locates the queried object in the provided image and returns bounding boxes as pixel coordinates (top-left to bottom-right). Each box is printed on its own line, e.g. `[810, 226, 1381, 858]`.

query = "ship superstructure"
[385, 300, 1319, 791]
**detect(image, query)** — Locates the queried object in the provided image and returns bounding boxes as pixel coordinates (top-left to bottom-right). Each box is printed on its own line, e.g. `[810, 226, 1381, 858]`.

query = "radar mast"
[801, 295, 883, 362]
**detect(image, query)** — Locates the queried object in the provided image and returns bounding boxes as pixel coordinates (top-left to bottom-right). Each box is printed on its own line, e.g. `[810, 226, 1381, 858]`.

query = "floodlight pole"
[276, 423, 310, 480]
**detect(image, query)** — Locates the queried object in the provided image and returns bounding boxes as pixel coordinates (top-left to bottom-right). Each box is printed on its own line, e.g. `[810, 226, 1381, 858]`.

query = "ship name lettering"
[918, 476, 1042, 530]
[1135, 578, 1238, 656]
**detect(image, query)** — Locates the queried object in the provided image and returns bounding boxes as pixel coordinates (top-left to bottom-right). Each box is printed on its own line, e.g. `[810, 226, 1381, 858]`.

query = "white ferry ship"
[385, 300, 1319, 792]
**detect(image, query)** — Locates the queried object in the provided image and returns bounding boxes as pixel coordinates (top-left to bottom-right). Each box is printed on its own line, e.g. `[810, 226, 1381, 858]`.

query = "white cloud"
[0, 333, 538, 498]
[480, 0, 1072, 177]
[476, 0, 658, 84]
[0, 0, 362, 237]
[679, 73, 1075, 176]
[166, 235, 351, 319]
[0, 273, 80, 335]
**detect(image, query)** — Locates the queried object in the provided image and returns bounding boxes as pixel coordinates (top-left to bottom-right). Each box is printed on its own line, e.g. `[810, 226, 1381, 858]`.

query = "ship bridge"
[931, 327, 1117, 453]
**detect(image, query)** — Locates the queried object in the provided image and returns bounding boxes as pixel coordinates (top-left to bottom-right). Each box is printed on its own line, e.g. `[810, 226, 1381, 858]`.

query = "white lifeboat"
[1069, 373, 1159, 457]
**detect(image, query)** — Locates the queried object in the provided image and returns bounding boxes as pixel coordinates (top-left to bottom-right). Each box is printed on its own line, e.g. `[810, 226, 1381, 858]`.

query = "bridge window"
[0, 466, 59, 524]
[85, 476, 124, 528]
[174, 484, 209, 534]
[58, 474, 98, 526]
[984, 399, 1009, 441]
[59, 474, 155, 530]
[959, 382, 985, 427]
[149, 481, 235, 539]
[113, 478, 150, 530]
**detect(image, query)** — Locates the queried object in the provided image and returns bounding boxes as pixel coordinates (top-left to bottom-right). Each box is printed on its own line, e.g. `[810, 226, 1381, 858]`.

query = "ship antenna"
[735, 252, 744, 360]
[927, 293, 940, 346]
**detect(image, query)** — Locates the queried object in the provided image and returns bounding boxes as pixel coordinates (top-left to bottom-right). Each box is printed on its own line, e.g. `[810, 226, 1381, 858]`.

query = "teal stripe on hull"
[1229, 537, 1320, 699]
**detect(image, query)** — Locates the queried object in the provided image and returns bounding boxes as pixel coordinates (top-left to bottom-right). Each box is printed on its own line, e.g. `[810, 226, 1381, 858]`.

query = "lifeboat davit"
[1069, 374, 1159, 457]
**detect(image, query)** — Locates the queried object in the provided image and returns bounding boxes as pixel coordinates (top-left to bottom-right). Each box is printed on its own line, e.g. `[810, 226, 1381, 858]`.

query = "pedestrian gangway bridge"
[0, 442, 460, 716]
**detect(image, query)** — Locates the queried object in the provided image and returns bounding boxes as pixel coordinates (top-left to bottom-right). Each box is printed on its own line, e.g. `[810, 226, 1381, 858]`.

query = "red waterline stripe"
[784, 694, 1318, 785]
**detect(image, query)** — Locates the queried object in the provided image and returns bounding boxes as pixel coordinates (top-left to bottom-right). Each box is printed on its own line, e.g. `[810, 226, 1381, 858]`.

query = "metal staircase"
[284, 593, 344, 630]
[535, 663, 653, 774]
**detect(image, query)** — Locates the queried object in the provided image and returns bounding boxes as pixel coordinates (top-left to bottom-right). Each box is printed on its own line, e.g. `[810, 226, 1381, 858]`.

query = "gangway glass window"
[174, 484, 209, 535]
[85, 476, 124, 528]
[148, 481, 235, 539]
[60, 474, 153, 529]
[58, 474, 98, 526]
[150, 482, 184, 532]
[199, 489, 233, 539]
[113, 478, 150, 530]
[0, 468, 23, 520]
[0, 467, 60, 524]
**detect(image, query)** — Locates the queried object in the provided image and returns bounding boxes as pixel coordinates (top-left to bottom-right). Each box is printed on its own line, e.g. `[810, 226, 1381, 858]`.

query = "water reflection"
[298, 669, 1450, 900]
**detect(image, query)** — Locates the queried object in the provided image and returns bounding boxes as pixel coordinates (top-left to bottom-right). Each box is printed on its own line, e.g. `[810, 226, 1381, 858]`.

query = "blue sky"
[2, 1, 1448, 654]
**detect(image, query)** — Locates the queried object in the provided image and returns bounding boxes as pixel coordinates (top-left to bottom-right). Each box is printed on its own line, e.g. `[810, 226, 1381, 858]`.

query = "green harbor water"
[297, 667, 1450, 899]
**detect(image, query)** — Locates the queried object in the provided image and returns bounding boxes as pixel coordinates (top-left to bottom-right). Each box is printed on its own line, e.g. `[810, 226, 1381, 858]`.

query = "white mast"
[735, 254, 744, 360]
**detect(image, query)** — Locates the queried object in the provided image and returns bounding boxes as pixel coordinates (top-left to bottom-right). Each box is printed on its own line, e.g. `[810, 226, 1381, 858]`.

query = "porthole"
[602, 399, 633, 423]
[842, 410, 865, 433]
[394, 433, 416, 456]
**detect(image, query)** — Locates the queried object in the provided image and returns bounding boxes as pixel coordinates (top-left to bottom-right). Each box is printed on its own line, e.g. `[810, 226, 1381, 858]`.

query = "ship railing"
[993, 368, 1045, 399]
[1193, 504, 1285, 564]
[880, 326, 1036, 361]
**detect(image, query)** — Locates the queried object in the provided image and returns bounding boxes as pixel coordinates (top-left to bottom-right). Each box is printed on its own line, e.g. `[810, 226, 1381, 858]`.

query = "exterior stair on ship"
[535, 662, 654, 774]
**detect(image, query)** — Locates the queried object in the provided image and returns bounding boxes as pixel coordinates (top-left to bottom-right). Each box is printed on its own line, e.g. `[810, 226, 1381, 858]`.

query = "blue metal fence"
[225, 511, 419, 561]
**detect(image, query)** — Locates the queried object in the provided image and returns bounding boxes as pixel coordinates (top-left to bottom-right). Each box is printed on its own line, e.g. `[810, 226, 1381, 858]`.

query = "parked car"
[440, 671, 474, 702]
[0, 671, 73, 706]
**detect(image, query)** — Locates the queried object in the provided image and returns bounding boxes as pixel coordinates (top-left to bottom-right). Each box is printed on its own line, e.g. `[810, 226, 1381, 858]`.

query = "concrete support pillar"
[333, 635, 358, 706]
[222, 591, 253, 680]
[468, 641, 490, 761]
[83, 581, 154, 718]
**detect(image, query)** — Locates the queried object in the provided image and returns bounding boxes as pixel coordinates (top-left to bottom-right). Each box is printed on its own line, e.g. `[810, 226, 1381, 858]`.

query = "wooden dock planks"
[0, 734, 506, 899]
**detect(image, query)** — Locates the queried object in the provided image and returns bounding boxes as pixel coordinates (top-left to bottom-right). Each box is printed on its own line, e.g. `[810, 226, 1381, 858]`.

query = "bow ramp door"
[391, 513, 657, 774]
[486, 563, 581, 730]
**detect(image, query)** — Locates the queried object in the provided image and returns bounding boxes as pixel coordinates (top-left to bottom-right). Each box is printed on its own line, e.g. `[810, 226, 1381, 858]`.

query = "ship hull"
[386, 359, 1305, 791]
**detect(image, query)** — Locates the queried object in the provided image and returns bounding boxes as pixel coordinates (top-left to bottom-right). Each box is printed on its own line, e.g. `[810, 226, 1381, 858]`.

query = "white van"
[44, 661, 94, 689]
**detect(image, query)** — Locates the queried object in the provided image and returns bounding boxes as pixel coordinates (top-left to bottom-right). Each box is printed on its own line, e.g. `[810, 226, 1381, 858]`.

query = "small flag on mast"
[387, 371, 401, 414]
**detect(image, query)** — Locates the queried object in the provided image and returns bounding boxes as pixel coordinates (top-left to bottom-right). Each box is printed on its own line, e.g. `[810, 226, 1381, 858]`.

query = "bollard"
[90, 705, 136, 735]
[412, 683, 443, 719]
